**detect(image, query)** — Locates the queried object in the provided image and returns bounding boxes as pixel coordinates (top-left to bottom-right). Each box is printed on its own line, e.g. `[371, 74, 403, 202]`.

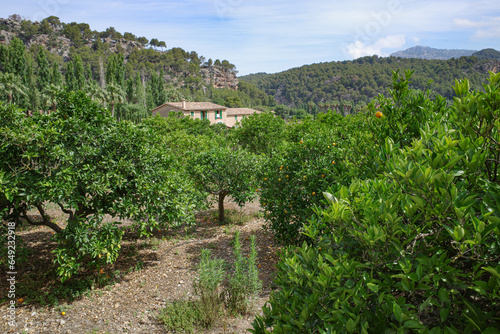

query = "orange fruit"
[286, 175, 289, 178]
[300, 140, 303, 144]
[312, 192, 316, 196]
[332, 143, 336, 146]
[264, 177, 267, 181]
[321, 174, 325, 178]
[375, 111, 383, 118]
[61, 311, 66, 316]
[278, 178, 281, 181]
[18, 298, 24, 303]
[100, 269, 103, 274]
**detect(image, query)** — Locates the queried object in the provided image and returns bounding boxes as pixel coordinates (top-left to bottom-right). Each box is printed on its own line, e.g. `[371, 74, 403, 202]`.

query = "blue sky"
[2, 0, 499, 75]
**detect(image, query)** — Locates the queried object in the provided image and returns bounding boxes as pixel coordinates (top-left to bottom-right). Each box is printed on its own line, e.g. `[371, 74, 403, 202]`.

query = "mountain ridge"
[390, 45, 477, 60]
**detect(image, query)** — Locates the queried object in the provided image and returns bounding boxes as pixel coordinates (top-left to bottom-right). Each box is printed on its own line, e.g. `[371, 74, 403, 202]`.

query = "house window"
[235, 115, 238, 120]
[215, 110, 219, 119]
[190, 111, 194, 117]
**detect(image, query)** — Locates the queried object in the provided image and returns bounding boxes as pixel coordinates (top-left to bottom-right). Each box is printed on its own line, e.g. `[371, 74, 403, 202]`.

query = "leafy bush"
[158, 299, 203, 333]
[230, 111, 286, 155]
[0, 91, 199, 281]
[258, 113, 374, 244]
[251, 72, 500, 333]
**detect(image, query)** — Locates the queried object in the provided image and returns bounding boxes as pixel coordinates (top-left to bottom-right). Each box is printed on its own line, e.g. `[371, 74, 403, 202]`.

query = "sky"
[1, 0, 499, 76]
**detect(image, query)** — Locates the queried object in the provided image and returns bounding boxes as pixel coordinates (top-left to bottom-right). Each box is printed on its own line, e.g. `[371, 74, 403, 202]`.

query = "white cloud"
[453, 18, 479, 27]
[344, 34, 406, 58]
[453, 16, 500, 39]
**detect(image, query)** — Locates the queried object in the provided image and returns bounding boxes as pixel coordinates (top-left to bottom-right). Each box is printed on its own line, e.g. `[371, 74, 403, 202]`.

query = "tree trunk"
[218, 192, 226, 223]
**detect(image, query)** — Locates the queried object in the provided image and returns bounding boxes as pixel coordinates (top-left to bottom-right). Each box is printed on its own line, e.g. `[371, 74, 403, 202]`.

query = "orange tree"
[258, 111, 376, 245]
[189, 145, 261, 223]
[229, 111, 286, 155]
[0, 91, 199, 281]
[251, 72, 500, 333]
[368, 69, 447, 148]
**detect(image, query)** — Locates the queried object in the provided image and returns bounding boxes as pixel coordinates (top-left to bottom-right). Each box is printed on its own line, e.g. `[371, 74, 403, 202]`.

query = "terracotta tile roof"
[151, 101, 226, 113]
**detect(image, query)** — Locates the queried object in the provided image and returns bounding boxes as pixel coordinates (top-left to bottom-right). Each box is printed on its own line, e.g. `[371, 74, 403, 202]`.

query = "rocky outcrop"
[476, 59, 500, 74]
[200, 66, 238, 90]
[0, 17, 146, 60]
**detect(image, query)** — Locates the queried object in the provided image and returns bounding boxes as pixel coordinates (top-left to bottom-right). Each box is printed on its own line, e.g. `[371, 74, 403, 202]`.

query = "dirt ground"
[0, 200, 280, 333]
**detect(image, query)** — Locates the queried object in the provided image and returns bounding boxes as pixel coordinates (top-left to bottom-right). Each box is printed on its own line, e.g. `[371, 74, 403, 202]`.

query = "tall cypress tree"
[65, 62, 76, 91]
[73, 55, 86, 91]
[105, 54, 125, 87]
[105, 55, 116, 86]
[134, 71, 146, 107]
[36, 49, 50, 91]
[25, 56, 40, 111]
[51, 62, 62, 86]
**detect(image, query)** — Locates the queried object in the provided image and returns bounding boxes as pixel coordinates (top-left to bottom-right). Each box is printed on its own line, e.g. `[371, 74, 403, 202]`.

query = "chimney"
[182, 99, 186, 109]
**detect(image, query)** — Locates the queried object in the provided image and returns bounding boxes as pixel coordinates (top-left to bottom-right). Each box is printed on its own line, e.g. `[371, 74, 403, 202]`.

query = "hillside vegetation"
[240, 53, 500, 111]
[0, 14, 274, 121]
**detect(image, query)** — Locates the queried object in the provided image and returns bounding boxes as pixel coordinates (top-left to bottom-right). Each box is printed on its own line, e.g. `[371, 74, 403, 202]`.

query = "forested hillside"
[0, 14, 274, 121]
[240, 54, 500, 109]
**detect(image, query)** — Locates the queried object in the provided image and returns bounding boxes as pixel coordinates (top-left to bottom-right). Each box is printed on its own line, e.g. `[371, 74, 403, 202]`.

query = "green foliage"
[0, 91, 199, 281]
[226, 230, 247, 313]
[158, 299, 203, 333]
[230, 111, 286, 155]
[189, 146, 260, 222]
[159, 240, 262, 331]
[193, 249, 226, 327]
[368, 69, 447, 147]
[226, 231, 262, 314]
[258, 113, 374, 244]
[251, 72, 500, 333]
[241, 55, 497, 108]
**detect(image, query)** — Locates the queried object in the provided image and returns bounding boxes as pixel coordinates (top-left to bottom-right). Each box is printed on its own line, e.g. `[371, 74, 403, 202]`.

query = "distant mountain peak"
[390, 45, 477, 60]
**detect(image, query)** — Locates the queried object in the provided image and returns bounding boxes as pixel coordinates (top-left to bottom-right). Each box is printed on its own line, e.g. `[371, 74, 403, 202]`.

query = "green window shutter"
[191, 111, 194, 117]
[235, 115, 237, 120]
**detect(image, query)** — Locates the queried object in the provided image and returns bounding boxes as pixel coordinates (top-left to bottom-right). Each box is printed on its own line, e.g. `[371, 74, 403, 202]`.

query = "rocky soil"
[1, 201, 279, 333]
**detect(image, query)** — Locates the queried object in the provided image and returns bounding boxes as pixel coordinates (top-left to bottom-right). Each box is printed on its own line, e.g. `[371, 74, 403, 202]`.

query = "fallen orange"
[375, 111, 383, 118]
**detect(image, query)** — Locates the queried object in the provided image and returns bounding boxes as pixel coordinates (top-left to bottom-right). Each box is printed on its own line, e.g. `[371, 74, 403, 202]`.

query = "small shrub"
[226, 231, 247, 313]
[193, 248, 225, 327]
[226, 231, 262, 314]
[158, 299, 203, 333]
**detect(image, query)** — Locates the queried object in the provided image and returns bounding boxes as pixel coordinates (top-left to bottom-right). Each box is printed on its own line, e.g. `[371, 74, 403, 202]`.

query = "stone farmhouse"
[150, 100, 261, 127]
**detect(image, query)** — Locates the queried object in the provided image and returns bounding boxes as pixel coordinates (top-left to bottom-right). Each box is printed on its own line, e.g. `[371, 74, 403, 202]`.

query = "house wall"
[224, 114, 240, 128]
[199, 109, 226, 125]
